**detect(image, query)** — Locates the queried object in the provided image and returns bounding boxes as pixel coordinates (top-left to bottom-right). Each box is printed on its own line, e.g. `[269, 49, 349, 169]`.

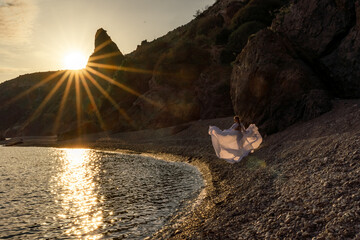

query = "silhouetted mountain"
[0, 0, 359, 138]
[87, 28, 124, 76]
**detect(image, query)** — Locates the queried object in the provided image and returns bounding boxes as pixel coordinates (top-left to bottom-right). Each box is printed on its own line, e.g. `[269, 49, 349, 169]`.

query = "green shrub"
[186, 14, 224, 40]
[231, 0, 287, 28]
[195, 34, 211, 46]
[228, 21, 266, 53]
[167, 41, 209, 65]
[153, 41, 210, 88]
[215, 28, 231, 45]
[185, 22, 198, 39]
[197, 14, 224, 35]
[220, 49, 237, 65]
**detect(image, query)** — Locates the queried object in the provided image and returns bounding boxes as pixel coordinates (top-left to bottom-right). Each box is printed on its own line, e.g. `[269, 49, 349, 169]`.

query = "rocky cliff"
[87, 28, 124, 76]
[0, 0, 359, 137]
[97, 0, 289, 131]
[231, 0, 360, 134]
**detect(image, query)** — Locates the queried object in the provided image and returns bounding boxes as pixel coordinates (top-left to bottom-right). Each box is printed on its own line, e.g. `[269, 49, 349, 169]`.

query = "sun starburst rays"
[87, 52, 123, 62]
[87, 61, 159, 75]
[86, 66, 142, 97]
[92, 39, 113, 55]
[79, 71, 106, 131]
[2, 71, 64, 109]
[53, 72, 75, 134]
[86, 66, 159, 107]
[3, 48, 166, 138]
[74, 72, 82, 137]
[82, 70, 134, 127]
[21, 71, 71, 131]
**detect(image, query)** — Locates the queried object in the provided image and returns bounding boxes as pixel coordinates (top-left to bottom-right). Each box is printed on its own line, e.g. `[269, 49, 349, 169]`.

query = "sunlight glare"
[63, 52, 88, 70]
[51, 148, 103, 239]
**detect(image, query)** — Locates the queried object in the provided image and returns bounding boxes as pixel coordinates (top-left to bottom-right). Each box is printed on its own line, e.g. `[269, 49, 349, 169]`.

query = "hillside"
[0, 0, 359, 139]
[0, 0, 288, 137]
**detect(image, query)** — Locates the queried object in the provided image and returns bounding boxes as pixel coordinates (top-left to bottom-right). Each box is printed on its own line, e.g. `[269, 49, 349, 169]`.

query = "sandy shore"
[4, 99, 360, 239]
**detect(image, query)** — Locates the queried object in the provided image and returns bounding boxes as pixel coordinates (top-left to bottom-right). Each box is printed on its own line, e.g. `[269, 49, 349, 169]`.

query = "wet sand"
[6, 99, 360, 239]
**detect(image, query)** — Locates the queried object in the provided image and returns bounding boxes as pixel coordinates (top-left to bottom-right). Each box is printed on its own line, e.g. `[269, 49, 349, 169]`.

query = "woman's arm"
[240, 122, 246, 132]
[230, 123, 238, 130]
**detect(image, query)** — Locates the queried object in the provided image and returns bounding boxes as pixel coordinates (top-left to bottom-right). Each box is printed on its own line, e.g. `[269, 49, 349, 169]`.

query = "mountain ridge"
[1, 0, 359, 138]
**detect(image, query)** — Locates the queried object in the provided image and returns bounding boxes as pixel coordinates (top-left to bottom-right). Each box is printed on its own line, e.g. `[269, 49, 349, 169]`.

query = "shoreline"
[92, 149, 212, 238]
[3, 99, 360, 238]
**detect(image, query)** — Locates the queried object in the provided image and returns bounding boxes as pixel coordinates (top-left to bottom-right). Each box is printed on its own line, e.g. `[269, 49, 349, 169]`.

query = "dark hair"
[234, 116, 240, 122]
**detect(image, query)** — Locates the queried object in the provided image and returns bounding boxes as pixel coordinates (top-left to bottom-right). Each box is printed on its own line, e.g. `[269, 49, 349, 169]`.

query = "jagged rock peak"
[87, 28, 124, 72]
[92, 28, 123, 57]
[95, 28, 122, 55]
[95, 28, 120, 52]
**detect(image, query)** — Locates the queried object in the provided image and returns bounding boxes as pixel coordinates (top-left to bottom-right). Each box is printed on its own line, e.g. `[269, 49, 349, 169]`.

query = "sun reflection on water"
[52, 149, 103, 239]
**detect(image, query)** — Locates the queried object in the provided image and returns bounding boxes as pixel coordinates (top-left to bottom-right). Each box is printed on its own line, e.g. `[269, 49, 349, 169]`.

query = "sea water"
[0, 147, 203, 239]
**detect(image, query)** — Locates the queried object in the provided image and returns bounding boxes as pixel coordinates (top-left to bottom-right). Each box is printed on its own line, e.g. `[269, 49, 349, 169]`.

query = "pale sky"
[0, 0, 215, 83]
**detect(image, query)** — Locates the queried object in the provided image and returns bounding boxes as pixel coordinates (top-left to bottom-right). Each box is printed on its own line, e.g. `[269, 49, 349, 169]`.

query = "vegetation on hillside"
[0, 0, 289, 137]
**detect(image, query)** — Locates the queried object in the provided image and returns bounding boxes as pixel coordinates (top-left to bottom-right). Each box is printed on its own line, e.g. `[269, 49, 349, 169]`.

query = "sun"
[63, 52, 88, 70]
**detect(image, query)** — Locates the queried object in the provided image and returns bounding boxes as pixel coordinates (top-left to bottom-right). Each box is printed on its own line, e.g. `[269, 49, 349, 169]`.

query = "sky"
[0, 0, 215, 83]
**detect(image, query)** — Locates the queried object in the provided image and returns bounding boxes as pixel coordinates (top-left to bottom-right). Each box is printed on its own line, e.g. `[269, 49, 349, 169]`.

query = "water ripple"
[0, 147, 203, 239]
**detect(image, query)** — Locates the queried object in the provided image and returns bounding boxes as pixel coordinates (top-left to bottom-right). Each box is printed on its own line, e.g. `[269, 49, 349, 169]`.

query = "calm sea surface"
[0, 147, 203, 239]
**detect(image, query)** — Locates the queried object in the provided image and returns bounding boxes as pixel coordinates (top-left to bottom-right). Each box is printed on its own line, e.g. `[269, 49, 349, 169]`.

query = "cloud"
[0, 66, 30, 73]
[0, 0, 38, 45]
[0, 48, 14, 58]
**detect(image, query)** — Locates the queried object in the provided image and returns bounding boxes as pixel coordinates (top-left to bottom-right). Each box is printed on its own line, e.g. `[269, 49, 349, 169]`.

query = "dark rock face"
[271, 0, 359, 98]
[129, 87, 201, 129]
[0, 71, 69, 137]
[128, 42, 211, 129]
[195, 65, 234, 119]
[3, 0, 360, 137]
[231, 0, 360, 134]
[130, 64, 234, 130]
[231, 29, 331, 134]
[272, 0, 356, 58]
[320, 1, 360, 97]
[87, 28, 124, 76]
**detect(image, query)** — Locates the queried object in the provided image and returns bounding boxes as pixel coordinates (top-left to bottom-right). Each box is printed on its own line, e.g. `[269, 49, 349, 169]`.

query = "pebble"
[104, 100, 360, 239]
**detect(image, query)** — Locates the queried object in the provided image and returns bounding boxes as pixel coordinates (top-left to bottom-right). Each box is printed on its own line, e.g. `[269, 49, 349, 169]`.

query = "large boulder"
[272, 0, 360, 98]
[231, 29, 331, 134]
[272, 0, 356, 58]
[320, 1, 360, 97]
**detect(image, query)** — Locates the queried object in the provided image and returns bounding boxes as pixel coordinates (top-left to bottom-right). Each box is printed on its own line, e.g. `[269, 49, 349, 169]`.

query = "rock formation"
[320, 1, 360, 97]
[272, 0, 355, 58]
[1, 0, 360, 137]
[272, 0, 359, 98]
[231, 29, 332, 134]
[122, 0, 286, 130]
[127, 41, 216, 129]
[87, 28, 124, 76]
[231, 0, 360, 134]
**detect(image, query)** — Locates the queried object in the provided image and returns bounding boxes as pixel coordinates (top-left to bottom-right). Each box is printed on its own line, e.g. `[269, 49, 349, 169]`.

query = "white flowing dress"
[208, 122, 262, 163]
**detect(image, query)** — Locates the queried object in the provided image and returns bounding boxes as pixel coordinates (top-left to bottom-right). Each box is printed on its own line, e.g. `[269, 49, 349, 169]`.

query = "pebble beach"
[92, 99, 360, 239]
[5, 99, 360, 239]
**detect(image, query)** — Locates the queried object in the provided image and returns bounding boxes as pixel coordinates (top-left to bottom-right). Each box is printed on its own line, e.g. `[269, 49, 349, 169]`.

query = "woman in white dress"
[208, 116, 262, 163]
